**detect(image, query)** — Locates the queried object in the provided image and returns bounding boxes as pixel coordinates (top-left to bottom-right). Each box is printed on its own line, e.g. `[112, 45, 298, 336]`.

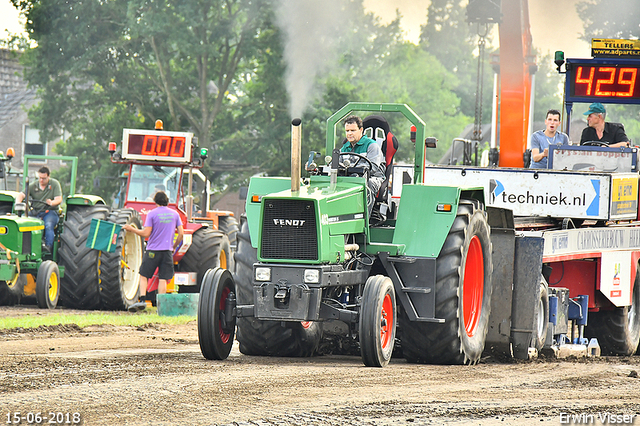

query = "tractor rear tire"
[99, 209, 144, 310]
[198, 268, 236, 360]
[58, 205, 109, 309]
[586, 264, 640, 356]
[36, 260, 60, 309]
[218, 215, 239, 251]
[234, 215, 322, 357]
[532, 278, 549, 352]
[177, 227, 232, 293]
[400, 200, 493, 365]
[359, 275, 396, 367]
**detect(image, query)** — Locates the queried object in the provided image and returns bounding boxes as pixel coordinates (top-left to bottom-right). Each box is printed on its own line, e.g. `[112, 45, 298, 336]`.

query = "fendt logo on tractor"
[272, 219, 306, 227]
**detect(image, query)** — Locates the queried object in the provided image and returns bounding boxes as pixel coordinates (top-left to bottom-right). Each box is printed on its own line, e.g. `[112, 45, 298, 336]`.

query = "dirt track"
[1, 306, 640, 426]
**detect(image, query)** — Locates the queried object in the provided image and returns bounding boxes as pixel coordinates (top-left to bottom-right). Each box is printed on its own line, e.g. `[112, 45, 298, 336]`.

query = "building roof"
[0, 49, 27, 95]
[0, 49, 34, 130]
[0, 89, 35, 129]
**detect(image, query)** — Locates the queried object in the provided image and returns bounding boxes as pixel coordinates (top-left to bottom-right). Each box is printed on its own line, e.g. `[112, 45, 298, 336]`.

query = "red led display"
[571, 65, 640, 100]
[121, 129, 192, 163]
[128, 134, 186, 158]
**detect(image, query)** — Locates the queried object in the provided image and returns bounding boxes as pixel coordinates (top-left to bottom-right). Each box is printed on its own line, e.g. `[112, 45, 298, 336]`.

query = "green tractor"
[0, 154, 144, 311]
[197, 103, 533, 366]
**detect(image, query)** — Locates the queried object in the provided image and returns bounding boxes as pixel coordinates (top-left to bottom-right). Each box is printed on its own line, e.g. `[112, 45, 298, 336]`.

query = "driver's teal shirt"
[341, 134, 376, 155]
[341, 135, 385, 177]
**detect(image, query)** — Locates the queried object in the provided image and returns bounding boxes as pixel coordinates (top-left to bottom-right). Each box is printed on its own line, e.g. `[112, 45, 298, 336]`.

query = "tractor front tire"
[359, 275, 396, 367]
[36, 260, 60, 309]
[177, 227, 232, 293]
[99, 209, 144, 310]
[586, 264, 640, 356]
[234, 215, 322, 357]
[58, 205, 109, 309]
[198, 268, 236, 360]
[400, 200, 493, 365]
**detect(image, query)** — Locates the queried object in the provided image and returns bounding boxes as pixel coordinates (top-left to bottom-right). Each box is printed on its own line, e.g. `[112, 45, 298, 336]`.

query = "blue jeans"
[36, 210, 59, 248]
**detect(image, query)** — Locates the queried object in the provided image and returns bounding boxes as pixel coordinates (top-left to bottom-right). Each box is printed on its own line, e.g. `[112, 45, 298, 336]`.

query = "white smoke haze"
[274, 0, 350, 118]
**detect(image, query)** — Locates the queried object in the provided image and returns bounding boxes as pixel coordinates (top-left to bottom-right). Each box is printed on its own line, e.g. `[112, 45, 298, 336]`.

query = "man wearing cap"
[580, 102, 630, 148]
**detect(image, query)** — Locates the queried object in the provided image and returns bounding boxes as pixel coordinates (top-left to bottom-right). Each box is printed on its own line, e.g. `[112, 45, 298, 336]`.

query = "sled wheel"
[586, 264, 640, 355]
[198, 268, 236, 360]
[36, 261, 60, 309]
[360, 275, 396, 367]
[532, 278, 549, 351]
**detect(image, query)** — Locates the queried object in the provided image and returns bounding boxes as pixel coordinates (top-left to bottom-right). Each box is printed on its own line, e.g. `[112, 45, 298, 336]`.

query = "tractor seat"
[363, 115, 398, 202]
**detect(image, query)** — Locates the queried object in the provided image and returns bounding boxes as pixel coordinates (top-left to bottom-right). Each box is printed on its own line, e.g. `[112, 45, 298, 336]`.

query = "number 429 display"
[571, 64, 640, 100]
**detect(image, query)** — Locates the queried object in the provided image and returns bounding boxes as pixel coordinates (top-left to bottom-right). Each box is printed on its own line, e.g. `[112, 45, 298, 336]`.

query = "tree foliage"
[10, 0, 474, 202]
[576, 0, 640, 40]
[12, 0, 270, 200]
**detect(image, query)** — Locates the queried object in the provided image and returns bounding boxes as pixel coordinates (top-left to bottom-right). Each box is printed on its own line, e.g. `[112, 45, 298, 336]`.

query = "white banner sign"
[392, 166, 638, 221]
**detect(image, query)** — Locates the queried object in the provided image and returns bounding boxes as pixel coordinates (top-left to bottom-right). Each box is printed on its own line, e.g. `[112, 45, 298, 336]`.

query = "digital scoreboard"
[566, 58, 640, 104]
[121, 128, 193, 163]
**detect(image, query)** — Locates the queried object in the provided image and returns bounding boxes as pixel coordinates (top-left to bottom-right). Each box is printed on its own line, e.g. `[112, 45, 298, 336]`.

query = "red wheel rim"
[463, 235, 484, 337]
[300, 321, 312, 329]
[218, 286, 231, 344]
[380, 292, 394, 350]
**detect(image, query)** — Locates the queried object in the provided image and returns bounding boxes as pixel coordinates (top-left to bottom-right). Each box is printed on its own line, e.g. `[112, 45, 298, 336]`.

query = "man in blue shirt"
[341, 115, 386, 216]
[530, 109, 570, 169]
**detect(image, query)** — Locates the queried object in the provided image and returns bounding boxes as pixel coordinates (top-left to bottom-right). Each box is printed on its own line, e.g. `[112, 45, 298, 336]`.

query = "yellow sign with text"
[611, 177, 638, 216]
[592, 39, 640, 58]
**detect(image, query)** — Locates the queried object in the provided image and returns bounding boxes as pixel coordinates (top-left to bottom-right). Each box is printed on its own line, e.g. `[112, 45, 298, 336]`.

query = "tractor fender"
[66, 194, 107, 206]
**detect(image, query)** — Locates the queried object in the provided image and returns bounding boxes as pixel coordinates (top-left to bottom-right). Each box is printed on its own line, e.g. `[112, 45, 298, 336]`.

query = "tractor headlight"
[255, 267, 271, 282]
[304, 269, 320, 284]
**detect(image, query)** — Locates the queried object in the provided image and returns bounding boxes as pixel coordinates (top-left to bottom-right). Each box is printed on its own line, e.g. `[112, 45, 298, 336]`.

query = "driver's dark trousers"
[36, 210, 59, 249]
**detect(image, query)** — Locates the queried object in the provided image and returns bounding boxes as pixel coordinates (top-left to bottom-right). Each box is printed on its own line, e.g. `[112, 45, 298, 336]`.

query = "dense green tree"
[11, 0, 270, 199]
[9, 0, 474, 202]
[420, 0, 493, 120]
[532, 52, 565, 123]
[577, 0, 640, 40]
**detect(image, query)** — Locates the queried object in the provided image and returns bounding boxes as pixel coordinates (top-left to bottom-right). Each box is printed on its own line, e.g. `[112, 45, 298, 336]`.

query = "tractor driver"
[580, 102, 630, 148]
[16, 166, 63, 252]
[341, 115, 386, 216]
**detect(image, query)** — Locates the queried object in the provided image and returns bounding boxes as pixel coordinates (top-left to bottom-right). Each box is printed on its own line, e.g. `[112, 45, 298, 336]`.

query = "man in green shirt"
[341, 115, 385, 216]
[16, 166, 63, 252]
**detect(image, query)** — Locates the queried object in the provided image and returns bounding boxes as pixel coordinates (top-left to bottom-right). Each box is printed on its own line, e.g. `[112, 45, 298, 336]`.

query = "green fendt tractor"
[197, 103, 547, 367]
[0, 154, 142, 311]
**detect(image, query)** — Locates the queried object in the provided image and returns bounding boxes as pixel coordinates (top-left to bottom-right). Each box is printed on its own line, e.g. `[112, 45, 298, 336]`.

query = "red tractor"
[108, 120, 237, 302]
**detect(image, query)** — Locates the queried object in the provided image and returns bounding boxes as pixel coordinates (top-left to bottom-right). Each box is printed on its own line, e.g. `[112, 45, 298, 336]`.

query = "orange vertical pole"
[497, 0, 535, 168]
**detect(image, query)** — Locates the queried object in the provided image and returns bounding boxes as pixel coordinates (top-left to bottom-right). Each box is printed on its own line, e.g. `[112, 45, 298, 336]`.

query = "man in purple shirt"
[124, 191, 183, 310]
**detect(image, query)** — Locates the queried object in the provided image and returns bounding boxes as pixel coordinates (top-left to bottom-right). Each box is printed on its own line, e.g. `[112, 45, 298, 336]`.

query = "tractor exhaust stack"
[291, 118, 302, 193]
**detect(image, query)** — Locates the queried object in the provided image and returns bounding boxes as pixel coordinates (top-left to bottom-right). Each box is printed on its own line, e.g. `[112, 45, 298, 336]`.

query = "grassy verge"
[0, 309, 196, 331]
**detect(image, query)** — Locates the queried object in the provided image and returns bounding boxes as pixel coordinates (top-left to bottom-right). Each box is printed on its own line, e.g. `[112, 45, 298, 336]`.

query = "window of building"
[24, 125, 46, 156]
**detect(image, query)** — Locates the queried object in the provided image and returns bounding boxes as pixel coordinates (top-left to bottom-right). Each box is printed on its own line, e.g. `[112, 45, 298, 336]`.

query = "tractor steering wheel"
[29, 199, 49, 205]
[338, 152, 374, 176]
[582, 141, 609, 147]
